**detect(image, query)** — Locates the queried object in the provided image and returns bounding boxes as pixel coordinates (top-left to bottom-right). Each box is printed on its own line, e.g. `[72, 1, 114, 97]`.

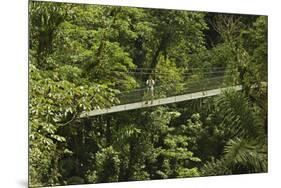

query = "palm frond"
[224, 137, 267, 173]
[215, 89, 264, 138]
[201, 158, 232, 176]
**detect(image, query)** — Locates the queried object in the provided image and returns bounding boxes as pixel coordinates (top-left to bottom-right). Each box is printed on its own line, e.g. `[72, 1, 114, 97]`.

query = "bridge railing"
[117, 76, 231, 105]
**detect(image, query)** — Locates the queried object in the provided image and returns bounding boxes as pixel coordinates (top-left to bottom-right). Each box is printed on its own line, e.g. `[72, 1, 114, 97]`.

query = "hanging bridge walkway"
[80, 70, 244, 117]
[81, 84, 242, 117]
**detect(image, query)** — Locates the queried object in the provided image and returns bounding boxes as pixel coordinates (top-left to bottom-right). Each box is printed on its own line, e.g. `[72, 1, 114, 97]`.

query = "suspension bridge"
[81, 67, 242, 117]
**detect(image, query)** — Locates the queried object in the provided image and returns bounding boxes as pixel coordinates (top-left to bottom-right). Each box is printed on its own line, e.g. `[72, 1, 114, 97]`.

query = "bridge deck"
[81, 85, 242, 117]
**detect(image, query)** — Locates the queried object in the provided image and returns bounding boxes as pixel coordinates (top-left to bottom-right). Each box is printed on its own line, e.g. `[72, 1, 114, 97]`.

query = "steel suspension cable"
[118, 75, 233, 95]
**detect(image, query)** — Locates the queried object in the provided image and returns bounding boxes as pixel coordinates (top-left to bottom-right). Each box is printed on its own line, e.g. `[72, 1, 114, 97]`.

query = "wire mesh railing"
[116, 75, 232, 105]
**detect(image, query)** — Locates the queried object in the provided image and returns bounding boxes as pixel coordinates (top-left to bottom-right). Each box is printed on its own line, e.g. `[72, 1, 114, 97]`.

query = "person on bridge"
[145, 75, 155, 104]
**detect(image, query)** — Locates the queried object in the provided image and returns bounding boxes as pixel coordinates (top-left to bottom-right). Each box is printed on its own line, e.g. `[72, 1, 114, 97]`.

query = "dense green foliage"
[29, 1, 267, 187]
